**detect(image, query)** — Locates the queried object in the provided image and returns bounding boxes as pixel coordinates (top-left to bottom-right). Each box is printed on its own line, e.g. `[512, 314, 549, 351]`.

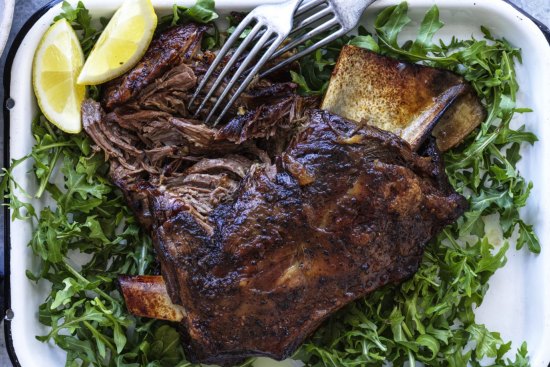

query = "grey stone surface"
[0, 0, 548, 366]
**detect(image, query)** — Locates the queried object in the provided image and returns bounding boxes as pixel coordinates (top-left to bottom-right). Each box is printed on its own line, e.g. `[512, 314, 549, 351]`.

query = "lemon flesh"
[77, 0, 157, 85]
[33, 19, 85, 134]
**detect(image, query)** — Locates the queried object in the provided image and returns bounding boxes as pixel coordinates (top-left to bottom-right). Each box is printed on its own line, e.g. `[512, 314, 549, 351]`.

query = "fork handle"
[331, 0, 377, 27]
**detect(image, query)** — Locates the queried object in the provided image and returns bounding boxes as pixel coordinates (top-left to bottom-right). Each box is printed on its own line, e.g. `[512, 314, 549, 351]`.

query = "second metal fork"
[263, 0, 377, 76]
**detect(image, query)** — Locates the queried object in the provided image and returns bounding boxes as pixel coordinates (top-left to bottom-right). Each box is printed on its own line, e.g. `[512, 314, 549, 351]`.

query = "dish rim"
[2, 1, 550, 367]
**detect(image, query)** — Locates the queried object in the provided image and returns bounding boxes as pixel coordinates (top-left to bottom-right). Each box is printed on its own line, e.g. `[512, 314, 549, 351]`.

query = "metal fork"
[189, 0, 302, 125]
[189, 0, 377, 125]
[262, 0, 377, 76]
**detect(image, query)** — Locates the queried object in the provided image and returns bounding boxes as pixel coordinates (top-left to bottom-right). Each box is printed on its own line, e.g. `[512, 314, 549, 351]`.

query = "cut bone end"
[119, 275, 185, 322]
[321, 45, 485, 152]
[431, 90, 487, 151]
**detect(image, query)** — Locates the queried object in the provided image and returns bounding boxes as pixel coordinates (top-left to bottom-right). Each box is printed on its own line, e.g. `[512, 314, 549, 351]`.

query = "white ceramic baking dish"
[3, 0, 550, 366]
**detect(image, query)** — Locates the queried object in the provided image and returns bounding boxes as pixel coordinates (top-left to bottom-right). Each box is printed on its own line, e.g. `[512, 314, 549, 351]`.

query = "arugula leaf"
[291, 34, 351, 95]
[166, 0, 218, 26]
[148, 325, 183, 364]
[349, 35, 380, 52]
[290, 71, 317, 95]
[184, 0, 218, 23]
[50, 278, 83, 309]
[54, 1, 106, 57]
[0, 160, 36, 220]
[517, 220, 540, 253]
[410, 6, 444, 56]
[467, 324, 503, 359]
[374, 2, 411, 47]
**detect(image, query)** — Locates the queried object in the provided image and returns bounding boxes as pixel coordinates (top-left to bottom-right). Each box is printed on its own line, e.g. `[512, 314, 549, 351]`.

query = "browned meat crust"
[84, 97, 467, 365]
[82, 23, 468, 366]
[151, 111, 466, 365]
[216, 94, 318, 144]
[103, 24, 208, 109]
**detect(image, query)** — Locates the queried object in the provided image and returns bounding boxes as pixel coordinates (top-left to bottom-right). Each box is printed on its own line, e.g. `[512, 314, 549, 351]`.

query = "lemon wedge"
[77, 0, 157, 85]
[33, 19, 86, 134]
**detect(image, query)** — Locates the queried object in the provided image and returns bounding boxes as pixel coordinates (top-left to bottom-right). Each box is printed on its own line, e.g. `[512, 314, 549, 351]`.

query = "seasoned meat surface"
[103, 24, 208, 109]
[84, 103, 466, 365]
[151, 111, 467, 365]
[83, 23, 468, 366]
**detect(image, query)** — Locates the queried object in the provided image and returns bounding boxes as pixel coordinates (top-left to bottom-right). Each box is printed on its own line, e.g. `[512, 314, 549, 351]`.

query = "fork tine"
[291, 5, 332, 35]
[270, 17, 339, 61]
[260, 27, 346, 78]
[205, 30, 277, 125]
[295, 0, 325, 17]
[246, 2, 329, 52]
[212, 33, 284, 126]
[242, 6, 331, 68]
[192, 22, 264, 117]
[188, 15, 256, 109]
